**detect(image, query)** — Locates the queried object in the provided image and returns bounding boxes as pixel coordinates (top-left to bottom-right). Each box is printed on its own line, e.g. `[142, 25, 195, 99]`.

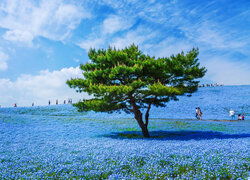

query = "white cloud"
[149, 37, 194, 58]
[204, 58, 250, 85]
[3, 29, 34, 46]
[77, 14, 135, 52]
[195, 22, 248, 50]
[110, 26, 157, 50]
[73, 58, 80, 63]
[0, 67, 90, 107]
[0, 50, 9, 71]
[77, 38, 105, 52]
[0, 0, 90, 45]
[103, 15, 134, 35]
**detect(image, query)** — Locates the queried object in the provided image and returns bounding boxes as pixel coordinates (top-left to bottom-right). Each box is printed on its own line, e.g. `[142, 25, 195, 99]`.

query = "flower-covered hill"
[0, 104, 249, 179]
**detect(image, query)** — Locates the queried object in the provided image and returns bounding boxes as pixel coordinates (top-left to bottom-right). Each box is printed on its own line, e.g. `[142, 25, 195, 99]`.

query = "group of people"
[195, 107, 202, 120]
[48, 99, 73, 105]
[229, 108, 244, 120]
[12, 99, 73, 107]
[195, 108, 245, 120]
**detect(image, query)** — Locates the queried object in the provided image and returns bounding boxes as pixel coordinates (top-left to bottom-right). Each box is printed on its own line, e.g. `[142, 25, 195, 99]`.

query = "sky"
[0, 0, 249, 107]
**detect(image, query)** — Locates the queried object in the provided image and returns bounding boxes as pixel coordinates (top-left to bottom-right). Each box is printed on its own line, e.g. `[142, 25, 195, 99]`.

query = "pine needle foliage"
[67, 44, 206, 137]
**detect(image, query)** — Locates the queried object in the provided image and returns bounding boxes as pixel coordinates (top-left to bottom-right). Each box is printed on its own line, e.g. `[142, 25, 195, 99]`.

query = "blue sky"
[0, 0, 249, 107]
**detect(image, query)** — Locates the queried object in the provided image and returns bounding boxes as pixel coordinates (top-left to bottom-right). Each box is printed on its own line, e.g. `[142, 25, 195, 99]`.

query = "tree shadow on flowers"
[104, 130, 250, 141]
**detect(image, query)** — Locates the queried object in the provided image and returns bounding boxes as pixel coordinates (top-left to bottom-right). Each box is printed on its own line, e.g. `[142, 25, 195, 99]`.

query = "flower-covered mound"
[0, 104, 249, 179]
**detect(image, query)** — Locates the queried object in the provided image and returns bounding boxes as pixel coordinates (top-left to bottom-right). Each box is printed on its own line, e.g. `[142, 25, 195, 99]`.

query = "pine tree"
[67, 44, 206, 137]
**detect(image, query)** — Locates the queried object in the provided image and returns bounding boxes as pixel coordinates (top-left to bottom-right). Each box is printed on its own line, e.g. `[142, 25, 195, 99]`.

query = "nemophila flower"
[0, 105, 249, 179]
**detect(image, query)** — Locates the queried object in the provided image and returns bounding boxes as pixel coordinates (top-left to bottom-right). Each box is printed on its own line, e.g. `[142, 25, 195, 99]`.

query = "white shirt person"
[229, 108, 235, 120]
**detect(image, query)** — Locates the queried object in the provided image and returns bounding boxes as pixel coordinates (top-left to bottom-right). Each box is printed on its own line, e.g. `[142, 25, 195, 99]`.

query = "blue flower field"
[0, 86, 249, 179]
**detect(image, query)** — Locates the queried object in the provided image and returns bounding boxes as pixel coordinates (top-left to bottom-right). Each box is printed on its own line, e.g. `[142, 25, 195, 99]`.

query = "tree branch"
[124, 107, 134, 113]
[145, 95, 157, 127]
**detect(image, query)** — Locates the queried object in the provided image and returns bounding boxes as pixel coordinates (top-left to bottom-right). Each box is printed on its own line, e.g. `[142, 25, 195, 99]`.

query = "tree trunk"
[134, 108, 150, 138]
[130, 96, 150, 138]
[140, 123, 150, 138]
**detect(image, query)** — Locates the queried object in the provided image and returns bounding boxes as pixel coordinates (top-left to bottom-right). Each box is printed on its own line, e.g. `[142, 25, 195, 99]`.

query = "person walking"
[195, 107, 198, 119]
[229, 108, 235, 120]
[197, 107, 202, 120]
[56, 99, 58, 105]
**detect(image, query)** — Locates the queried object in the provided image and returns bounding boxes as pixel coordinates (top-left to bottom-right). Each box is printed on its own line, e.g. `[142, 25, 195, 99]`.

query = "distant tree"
[67, 44, 206, 137]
